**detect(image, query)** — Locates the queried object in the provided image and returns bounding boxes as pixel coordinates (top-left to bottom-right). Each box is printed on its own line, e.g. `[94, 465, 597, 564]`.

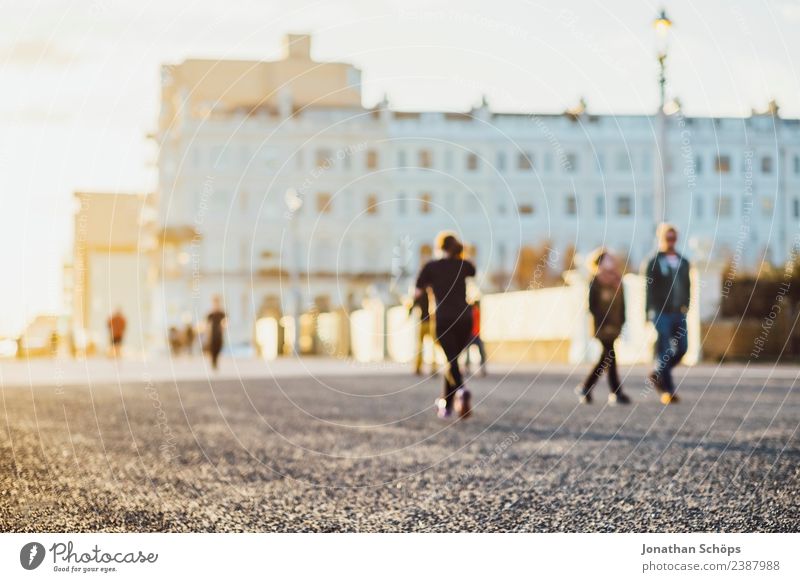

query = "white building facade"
[155, 35, 800, 347]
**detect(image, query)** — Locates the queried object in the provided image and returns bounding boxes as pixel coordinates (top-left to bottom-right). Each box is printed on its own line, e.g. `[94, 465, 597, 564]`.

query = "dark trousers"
[582, 339, 621, 393]
[435, 312, 472, 410]
[209, 338, 222, 370]
[653, 313, 688, 394]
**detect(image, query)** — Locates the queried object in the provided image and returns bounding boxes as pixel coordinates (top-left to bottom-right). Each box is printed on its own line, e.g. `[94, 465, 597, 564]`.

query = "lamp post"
[653, 8, 672, 229]
[284, 187, 304, 355]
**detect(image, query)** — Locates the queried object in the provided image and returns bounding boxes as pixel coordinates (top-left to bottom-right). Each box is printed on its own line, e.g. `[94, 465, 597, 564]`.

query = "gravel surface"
[1, 366, 798, 532]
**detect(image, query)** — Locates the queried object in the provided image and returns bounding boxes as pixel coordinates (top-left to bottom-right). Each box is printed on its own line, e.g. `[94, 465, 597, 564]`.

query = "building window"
[316, 193, 332, 214]
[616, 195, 632, 216]
[565, 153, 578, 173]
[641, 153, 652, 172]
[418, 149, 433, 169]
[397, 193, 407, 215]
[315, 149, 332, 169]
[715, 154, 731, 173]
[444, 191, 455, 212]
[594, 153, 605, 174]
[793, 198, 800, 219]
[211, 145, 228, 168]
[717, 195, 732, 217]
[761, 156, 773, 174]
[543, 152, 553, 172]
[517, 152, 533, 171]
[466, 153, 479, 171]
[366, 194, 378, 215]
[595, 194, 605, 216]
[518, 202, 534, 215]
[794, 155, 800, 175]
[366, 149, 379, 170]
[397, 150, 406, 169]
[694, 155, 703, 175]
[761, 197, 774, 217]
[496, 151, 506, 171]
[192, 147, 203, 167]
[565, 194, 577, 216]
[694, 196, 703, 219]
[615, 152, 631, 173]
[444, 150, 454, 171]
[420, 193, 432, 214]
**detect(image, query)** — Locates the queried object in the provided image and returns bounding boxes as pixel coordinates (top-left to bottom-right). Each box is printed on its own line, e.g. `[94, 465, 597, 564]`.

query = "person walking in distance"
[415, 233, 475, 419]
[184, 322, 196, 356]
[206, 296, 226, 370]
[464, 300, 487, 377]
[168, 326, 182, 356]
[643, 224, 691, 404]
[576, 249, 631, 405]
[107, 308, 127, 358]
[409, 288, 438, 376]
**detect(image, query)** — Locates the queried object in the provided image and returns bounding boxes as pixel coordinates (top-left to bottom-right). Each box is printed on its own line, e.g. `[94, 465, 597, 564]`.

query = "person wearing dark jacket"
[643, 224, 690, 404]
[415, 232, 475, 419]
[576, 249, 631, 405]
[205, 295, 226, 370]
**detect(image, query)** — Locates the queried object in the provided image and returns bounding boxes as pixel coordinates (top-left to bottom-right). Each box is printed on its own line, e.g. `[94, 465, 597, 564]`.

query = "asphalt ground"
[1, 364, 798, 532]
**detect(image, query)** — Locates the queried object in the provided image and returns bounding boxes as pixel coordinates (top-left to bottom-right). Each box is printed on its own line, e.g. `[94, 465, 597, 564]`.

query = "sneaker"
[435, 398, 452, 419]
[454, 388, 472, 418]
[574, 385, 592, 404]
[647, 372, 664, 393]
[608, 391, 631, 405]
[660, 392, 680, 405]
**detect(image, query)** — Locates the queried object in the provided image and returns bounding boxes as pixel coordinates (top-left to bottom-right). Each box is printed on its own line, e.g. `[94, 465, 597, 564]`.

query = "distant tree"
[513, 242, 559, 290]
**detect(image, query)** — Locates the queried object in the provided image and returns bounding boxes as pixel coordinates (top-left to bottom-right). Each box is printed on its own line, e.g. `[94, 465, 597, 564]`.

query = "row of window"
[307, 192, 800, 220]
[697, 195, 800, 219]
[196, 144, 800, 177]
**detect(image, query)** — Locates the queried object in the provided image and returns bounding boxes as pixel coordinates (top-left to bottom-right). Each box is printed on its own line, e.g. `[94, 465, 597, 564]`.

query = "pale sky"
[1, 0, 799, 335]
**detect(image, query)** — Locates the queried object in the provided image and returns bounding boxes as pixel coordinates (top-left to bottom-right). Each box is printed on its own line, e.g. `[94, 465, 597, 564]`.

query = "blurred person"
[464, 300, 487, 377]
[415, 233, 475, 419]
[168, 326, 182, 356]
[205, 296, 227, 370]
[643, 224, 690, 404]
[107, 308, 127, 358]
[409, 288, 438, 376]
[49, 329, 59, 358]
[575, 249, 630, 405]
[184, 322, 196, 356]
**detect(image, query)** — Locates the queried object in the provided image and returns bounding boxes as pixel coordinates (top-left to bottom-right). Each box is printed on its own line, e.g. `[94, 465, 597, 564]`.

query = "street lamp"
[284, 188, 303, 355]
[654, 9, 672, 112]
[652, 8, 672, 230]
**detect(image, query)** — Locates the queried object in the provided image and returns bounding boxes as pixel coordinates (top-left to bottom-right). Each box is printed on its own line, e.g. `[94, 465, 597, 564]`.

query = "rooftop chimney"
[283, 34, 311, 60]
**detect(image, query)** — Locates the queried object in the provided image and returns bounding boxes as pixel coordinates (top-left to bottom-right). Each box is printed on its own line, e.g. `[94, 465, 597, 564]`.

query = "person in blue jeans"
[643, 224, 690, 404]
